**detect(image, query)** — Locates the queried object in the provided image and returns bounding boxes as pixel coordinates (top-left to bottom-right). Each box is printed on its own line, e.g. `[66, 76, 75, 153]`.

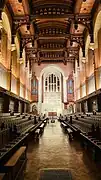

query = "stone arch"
[40, 64, 65, 78]
[1, 11, 11, 69]
[98, 28, 101, 65]
[15, 33, 20, 59]
[38, 64, 67, 115]
[85, 33, 90, 60]
[94, 10, 101, 49]
[2, 11, 11, 40]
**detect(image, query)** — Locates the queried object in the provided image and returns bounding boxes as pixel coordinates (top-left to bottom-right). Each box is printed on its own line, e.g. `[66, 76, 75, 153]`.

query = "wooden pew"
[39, 123, 45, 133]
[34, 129, 41, 140]
[3, 146, 26, 180]
[80, 133, 101, 161]
[67, 128, 73, 140]
[0, 173, 6, 180]
[63, 121, 80, 138]
[0, 118, 44, 167]
[0, 133, 28, 166]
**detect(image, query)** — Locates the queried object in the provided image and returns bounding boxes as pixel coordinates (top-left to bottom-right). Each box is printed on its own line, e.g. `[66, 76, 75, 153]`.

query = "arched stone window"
[45, 74, 60, 92]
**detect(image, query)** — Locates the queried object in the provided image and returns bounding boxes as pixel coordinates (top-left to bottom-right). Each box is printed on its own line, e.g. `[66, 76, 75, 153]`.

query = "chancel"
[0, 0, 101, 180]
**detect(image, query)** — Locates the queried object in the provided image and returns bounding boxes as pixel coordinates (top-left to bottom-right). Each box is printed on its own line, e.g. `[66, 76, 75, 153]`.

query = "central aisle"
[24, 120, 101, 180]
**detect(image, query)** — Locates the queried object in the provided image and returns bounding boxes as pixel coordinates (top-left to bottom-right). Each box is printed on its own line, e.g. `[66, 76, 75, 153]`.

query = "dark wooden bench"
[61, 122, 67, 128]
[0, 133, 28, 166]
[80, 133, 101, 161]
[4, 146, 27, 180]
[63, 121, 81, 138]
[34, 129, 41, 139]
[39, 123, 45, 133]
[67, 128, 73, 140]
[0, 173, 6, 180]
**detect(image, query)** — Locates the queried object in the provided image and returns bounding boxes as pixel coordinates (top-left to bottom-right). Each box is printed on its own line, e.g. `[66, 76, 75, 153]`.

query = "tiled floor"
[24, 120, 101, 180]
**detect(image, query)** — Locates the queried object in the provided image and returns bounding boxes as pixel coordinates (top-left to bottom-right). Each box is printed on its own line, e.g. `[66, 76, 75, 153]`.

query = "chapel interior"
[0, 0, 101, 180]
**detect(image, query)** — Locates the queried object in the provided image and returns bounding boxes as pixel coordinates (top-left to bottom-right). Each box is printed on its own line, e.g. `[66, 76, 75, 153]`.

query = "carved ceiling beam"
[38, 36, 67, 40]
[29, 57, 38, 63]
[13, 15, 30, 31]
[40, 57, 64, 60]
[21, 35, 35, 48]
[38, 33, 83, 40]
[38, 48, 65, 52]
[25, 47, 37, 54]
[70, 34, 85, 57]
[31, 3, 74, 17]
[74, 14, 94, 43]
[25, 47, 37, 66]
[66, 57, 75, 62]
[12, 13, 91, 29]
[30, 13, 74, 20]
[67, 47, 79, 56]
[39, 57, 75, 62]
[12, 15, 38, 36]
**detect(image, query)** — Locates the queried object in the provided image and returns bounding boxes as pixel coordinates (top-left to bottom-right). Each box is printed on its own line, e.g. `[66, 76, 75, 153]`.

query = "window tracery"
[45, 74, 60, 92]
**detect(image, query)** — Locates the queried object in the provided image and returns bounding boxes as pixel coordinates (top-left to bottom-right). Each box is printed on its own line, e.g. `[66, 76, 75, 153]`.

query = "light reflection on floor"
[24, 120, 101, 180]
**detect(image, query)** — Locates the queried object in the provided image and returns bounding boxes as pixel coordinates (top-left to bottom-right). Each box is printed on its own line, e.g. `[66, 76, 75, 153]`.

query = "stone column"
[85, 57, 89, 96]
[80, 84, 82, 99]
[7, 69, 11, 91]
[89, 43, 98, 91]
[23, 84, 26, 99]
[85, 78, 88, 96]
[0, 27, 2, 62]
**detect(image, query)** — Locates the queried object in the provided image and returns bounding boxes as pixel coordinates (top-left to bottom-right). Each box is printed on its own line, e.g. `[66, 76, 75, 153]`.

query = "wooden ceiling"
[3, 0, 97, 66]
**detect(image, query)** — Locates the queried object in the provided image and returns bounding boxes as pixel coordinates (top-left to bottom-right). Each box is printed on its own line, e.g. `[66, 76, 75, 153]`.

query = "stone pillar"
[85, 56, 88, 96]
[0, 29, 2, 62]
[94, 68, 99, 90]
[7, 69, 11, 91]
[23, 85, 26, 99]
[85, 78, 88, 96]
[17, 60, 20, 96]
[80, 85, 82, 98]
[17, 78, 20, 96]
[89, 43, 98, 91]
